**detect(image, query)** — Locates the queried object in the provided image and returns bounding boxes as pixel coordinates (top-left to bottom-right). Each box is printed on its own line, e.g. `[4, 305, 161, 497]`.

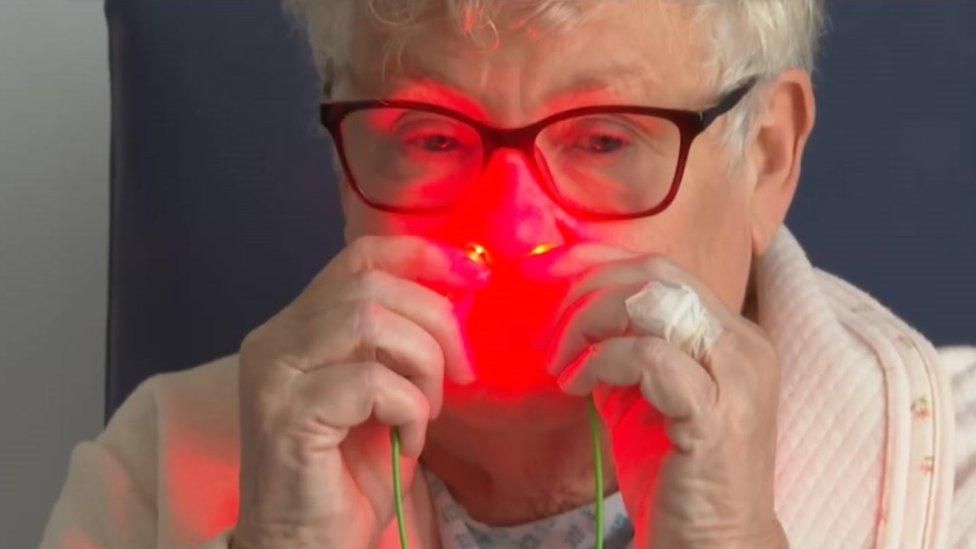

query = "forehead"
[337, 1, 713, 123]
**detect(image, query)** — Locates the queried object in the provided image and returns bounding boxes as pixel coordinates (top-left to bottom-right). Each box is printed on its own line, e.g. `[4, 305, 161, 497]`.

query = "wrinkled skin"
[233, 0, 814, 547]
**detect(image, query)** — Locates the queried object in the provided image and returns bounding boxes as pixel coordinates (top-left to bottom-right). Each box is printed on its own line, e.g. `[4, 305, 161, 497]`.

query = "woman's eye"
[405, 132, 459, 152]
[576, 133, 627, 154]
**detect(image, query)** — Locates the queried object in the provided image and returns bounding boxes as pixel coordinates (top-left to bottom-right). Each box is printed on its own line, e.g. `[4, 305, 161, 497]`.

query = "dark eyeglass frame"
[319, 76, 759, 221]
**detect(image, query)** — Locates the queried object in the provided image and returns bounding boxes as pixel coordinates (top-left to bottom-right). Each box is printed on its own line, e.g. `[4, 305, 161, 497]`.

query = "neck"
[420, 405, 618, 526]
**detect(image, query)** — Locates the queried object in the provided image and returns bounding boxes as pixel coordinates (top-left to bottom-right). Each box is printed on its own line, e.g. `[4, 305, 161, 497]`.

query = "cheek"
[683, 162, 754, 311]
[572, 165, 748, 258]
[339, 178, 443, 241]
[577, 150, 754, 312]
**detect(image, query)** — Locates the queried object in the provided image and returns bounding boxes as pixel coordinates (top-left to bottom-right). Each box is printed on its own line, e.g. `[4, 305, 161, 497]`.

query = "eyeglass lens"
[340, 108, 682, 216]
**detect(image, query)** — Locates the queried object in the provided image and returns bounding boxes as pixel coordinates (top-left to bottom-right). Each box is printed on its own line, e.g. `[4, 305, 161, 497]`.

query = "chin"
[438, 373, 588, 433]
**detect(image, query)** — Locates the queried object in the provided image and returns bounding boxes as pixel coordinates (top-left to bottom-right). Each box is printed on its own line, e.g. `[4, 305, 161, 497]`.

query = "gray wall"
[0, 1, 108, 547]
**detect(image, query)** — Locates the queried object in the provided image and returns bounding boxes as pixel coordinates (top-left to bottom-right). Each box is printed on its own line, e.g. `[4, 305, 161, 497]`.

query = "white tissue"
[623, 280, 724, 362]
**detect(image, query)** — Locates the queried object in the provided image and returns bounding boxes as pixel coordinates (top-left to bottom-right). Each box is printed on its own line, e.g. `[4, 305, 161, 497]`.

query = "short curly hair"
[282, 0, 827, 163]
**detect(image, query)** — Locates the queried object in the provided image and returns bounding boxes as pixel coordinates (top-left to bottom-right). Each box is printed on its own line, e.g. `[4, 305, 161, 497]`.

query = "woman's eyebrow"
[385, 63, 656, 120]
[536, 64, 657, 115]
[548, 63, 650, 98]
[385, 72, 491, 120]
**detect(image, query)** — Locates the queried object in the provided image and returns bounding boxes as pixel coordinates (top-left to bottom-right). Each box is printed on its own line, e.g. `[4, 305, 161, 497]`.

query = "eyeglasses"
[320, 77, 758, 221]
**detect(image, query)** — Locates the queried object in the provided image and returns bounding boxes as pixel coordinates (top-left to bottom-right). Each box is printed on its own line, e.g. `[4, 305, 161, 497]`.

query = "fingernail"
[453, 363, 476, 385]
[452, 353, 477, 386]
[454, 255, 491, 283]
[557, 362, 584, 393]
[462, 351, 478, 383]
[556, 368, 572, 390]
[554, 344, 595, 380]
[545, 356, 560, 376]
[544, 338, 571, 376]
[543, 343, 559, 376]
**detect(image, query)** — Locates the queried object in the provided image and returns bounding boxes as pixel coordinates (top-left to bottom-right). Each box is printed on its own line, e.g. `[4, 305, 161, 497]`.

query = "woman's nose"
[444, 148, 566, 264]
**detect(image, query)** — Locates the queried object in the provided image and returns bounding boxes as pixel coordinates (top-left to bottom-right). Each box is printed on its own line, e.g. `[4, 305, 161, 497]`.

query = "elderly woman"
[41, 1, 976, 548]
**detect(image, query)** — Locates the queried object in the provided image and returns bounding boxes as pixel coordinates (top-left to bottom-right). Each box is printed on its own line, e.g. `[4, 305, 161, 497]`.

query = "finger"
[555, 253, 738, 329]
[519, 241, 640, 281]
[324, 234, 491, 293]
[289, 361, 431, 458]
[546, 283, 643, 376]
[553, 254, 777, 396]
[557, 336, 717, 420]
[336, 268, 475, 386]
[300, 300, 446, 419]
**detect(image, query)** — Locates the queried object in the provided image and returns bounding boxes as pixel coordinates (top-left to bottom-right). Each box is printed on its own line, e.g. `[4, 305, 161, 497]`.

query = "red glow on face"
[388, 80, 491, 121]
[368, 85, 628, 400]
[449, 243, 570, 400]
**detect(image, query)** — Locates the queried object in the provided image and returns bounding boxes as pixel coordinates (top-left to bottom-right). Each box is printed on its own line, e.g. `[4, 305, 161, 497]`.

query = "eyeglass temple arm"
[698, 76, 760, 128]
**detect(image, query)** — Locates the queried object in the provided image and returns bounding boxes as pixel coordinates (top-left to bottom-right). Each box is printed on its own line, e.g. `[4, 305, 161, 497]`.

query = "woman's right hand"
[229, 235, 489, 548]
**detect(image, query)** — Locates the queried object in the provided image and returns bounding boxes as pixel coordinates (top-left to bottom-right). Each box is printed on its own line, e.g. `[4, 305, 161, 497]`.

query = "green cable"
[391, 426, 409, 549]
[391, 395, 605, 549]
[588, 393, 605, 549]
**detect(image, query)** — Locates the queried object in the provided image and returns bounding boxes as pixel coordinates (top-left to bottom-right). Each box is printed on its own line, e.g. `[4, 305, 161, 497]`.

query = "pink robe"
[39, 226, 976, 548]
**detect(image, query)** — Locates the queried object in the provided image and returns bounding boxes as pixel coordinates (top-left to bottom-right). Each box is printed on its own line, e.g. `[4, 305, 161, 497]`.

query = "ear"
[746, 68, 816, 257]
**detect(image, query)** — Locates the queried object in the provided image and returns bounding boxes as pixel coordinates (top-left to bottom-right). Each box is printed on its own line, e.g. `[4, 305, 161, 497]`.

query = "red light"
[529, 243, 555, 256]
[464, 242, 492, 266]
[450, 242, 566, 398]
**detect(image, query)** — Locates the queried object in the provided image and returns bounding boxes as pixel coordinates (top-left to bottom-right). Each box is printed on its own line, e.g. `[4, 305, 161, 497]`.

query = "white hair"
[282, 0, 826, 164]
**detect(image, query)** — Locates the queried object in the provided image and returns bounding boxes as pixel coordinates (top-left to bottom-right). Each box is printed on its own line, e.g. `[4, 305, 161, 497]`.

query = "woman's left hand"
[544, 248, 787, 549]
